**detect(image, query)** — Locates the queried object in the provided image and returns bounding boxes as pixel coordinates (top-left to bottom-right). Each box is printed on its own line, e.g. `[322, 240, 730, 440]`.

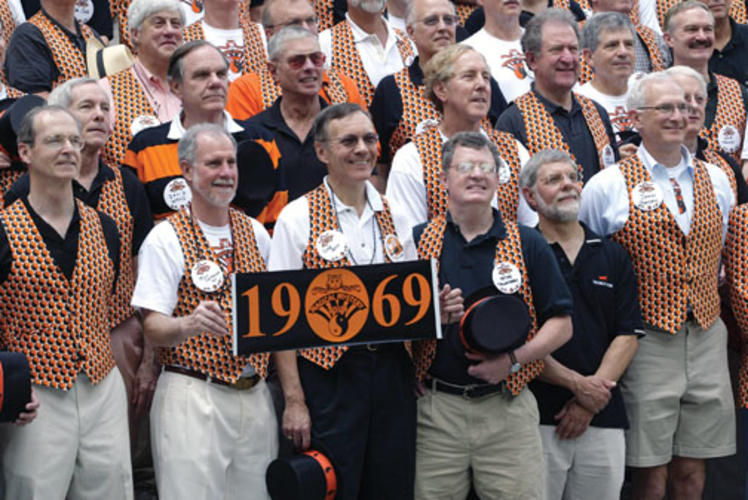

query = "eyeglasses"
[452, 162, 496, 175]
[267, 15, 319, 29]
[39, 134, 84, 151]
[285, 51, 326, 69]
[326, 133, 379, 148]
[539, 171, 579, 186]
[417, 14, 459, 27]
[637, 102, 689, 116]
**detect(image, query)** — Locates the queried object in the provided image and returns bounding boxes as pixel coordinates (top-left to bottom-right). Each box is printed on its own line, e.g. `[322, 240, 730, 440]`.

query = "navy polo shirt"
[709, 18, 748, 88]
[414, 210, 573, 386]
[529, 224, 644, 429]
[705, 71, 748, 131]
[495, 87, 619, 184]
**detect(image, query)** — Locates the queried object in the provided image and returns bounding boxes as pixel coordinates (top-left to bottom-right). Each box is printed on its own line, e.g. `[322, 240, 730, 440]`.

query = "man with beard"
[521, 148, 641, 500]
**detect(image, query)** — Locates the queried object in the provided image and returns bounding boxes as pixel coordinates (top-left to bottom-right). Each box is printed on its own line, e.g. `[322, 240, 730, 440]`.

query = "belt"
[425, 377, 509, 400]
[163, 365, 260, 390]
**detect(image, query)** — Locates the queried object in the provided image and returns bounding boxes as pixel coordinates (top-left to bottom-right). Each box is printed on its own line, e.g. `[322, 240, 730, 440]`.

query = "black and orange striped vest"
[700, 74, 746, 163]
[724, 205, 748, 408]
[514, 90, 612, 181]
[414, 216, 542, 395]
[329, 20, 414, 105]
[28, 12, 94, 87]
[656, 0, 745, 30]
[162, 206, 271, 381]
[612, 154, 722, 333]
[702, 148, 738, 201]
[183, 19, 267, 76]
[390, 66, 441, 158]
[299, 184, 400, 369]
[0, 199, 115, 389]
[415, 126, 523, 222]
[258, 65, 350, 110]
[103, 68, 157, 168]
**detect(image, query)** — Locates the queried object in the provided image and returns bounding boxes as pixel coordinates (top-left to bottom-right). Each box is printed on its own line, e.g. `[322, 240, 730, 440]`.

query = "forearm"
[514, 315, 572, 366]
[538, 354, 583, 392]
[595, 334, 638, 382]
[141, 310, 191, 347]
[274, 350, 306, 404]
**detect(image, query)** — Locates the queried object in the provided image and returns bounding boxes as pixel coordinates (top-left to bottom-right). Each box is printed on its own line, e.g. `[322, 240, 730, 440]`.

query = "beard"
[534, 190, 580, 223]
[353, 0, 386, 13]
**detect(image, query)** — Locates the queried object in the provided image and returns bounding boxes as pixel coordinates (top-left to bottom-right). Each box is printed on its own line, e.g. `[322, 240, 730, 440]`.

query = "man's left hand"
[554, 400, 593, 439]
[131, 349, 159, 417]
[464, 351, 511, 385]
[14, 388, 39, 426]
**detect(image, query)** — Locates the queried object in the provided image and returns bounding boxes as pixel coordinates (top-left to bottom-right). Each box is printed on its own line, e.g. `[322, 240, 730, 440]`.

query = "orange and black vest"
[299, 184, 401, 369]
[28, 12, 94, 87]
[0, 199, 116, 389]
[702, 148, 738, 201]
[724, 205, 748, 408]
[514, 90, 612, 181]
[414, 217, 542, 395]
[0, 169, 24, 207]
[162, 207, 271, 380]
[612, 154, 722, 333]
[110, 0, 133, 51]
[389, 66, 441, 159]
[656, 0, 745, 30]
[701, 74, 746, 163]
[329, 20, 414, 105]
[314, 0, 336, 31]
[0, 1, 15, 45]
[103, 68, 157, 168]
[454, 3, 478, 25]
[257, 65, 351, 110]
[415, 126, 523, 222]
[183, 19, 267, 76]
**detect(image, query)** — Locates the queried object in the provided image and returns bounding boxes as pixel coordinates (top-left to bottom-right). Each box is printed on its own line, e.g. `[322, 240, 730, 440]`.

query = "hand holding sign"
[184, 301, 229, 340]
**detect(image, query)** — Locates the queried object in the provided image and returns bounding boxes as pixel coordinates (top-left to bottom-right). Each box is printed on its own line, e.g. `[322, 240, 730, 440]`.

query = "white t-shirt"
[575, 82, 631, 138]
[201, 21, 267, 81]
[180, 2, 204, 27]
[463, 28, 533, 103]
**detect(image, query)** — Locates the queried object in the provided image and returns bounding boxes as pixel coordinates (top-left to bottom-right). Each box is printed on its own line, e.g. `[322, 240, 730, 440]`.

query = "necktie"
[670, 178, 686, 214]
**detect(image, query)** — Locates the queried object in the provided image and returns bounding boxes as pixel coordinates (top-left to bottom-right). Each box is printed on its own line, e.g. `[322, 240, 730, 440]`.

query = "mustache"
[688, 39, 713, 49]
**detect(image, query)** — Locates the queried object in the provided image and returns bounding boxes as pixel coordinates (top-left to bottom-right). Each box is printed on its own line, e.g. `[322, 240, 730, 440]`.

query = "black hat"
[266, 441, 339, 500]
[458, 286, 531, 355]
[0, 94, 45, 159]
[0, 352, 32, 422]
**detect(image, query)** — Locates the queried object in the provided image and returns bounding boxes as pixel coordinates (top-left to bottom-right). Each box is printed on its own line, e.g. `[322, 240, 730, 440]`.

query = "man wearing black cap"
[520, 148, 641, 500]
[412, 131, 573, 499]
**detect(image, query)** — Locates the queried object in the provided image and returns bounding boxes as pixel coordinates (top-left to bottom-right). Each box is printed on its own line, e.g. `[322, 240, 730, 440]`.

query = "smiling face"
[586, 28, 634, 82]
[433, 50, 491, 124]
[525, 160, 581, 222]
[315, 111, 378, 185]
[670, 72, 706, 141]
[19, 110, 82, 184]
[67, 82, 111, 151]
[442, 145, 498, 207]
[527, 21, 579, 94]
[182, 132, 238, 208]
[269, 36, 324, 97]
[171, 45, 230, 117]
[665, 7, 715, 67]
[632, 79, 688, 150]
[130, 9, 184, 63]
[407, 0, 456, 60]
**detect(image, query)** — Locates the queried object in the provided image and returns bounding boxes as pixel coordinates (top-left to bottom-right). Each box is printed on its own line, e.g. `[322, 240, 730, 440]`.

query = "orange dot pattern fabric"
[611, 154, 722, 334]
[183, 20, 268, 76]
[724, 205, 748, 408]
[162, 207, 270, 380]
[702, 148, 738, 201]
[0, 170, 24, 207]
[109, 0, 134, 51]
[513, 91, 611, 182]
[102, 69, 157, 168]
[300, 184, 400, 369]
[413, 216, 542, 395]
[329, 21, 414, 106]
[0, 1, 16, 45]
[28, 12, 94, 88]
[416, 126, 523, 222]
[454, 4, 478, 25]
[389, 66, 441, 159]
[699, 74, 746, 163]
[0, 199, 116, 389]
[313, 0, 336, 32]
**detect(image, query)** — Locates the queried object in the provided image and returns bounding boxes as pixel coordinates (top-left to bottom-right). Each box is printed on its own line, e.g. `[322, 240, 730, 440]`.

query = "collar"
[408, 56, 424, 85]
[265, 95, 328, 130]
[167, 110, 244, 140]
[707, 70, 718, 93]
[446, 208, 507, 241]
[73, 160, 115, 194]
[323, 176, 384, 212]
[20, 193, 80, 224]
[535, 221, 602, 246]
[345, 12, 399, 46]
[531, 85, 580, 114]
[132, 59, 166, 87]
[638, 143, 694, 177]
[723, 17, 746, 51]
[41, 7, 83, 38]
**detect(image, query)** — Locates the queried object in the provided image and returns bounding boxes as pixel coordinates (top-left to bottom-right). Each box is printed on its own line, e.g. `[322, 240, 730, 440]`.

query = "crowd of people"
[0, 0, 746, 499]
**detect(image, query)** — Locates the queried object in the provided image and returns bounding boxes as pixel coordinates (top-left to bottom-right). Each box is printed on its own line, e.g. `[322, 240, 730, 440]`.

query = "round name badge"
[191, 259, 224, 293]
[492, 262, 522, 294]
[497, 157, 511, 185]
[163, 177, 192, 210]
[130, 115, 160, 137]
[415, 118, 439, 136]
[316, 230, 348, 262]
[631, 181, 664, 211]
[602, 144, 616, 168]
[718, 125, 741, 154]
[384, 234, 405, 261]
[74, 0, 94, 23]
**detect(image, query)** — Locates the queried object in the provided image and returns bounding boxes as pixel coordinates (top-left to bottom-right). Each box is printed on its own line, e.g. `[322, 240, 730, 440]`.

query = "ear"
[432, 80, 449, 107]
[521, 185, 538, 211]
[628, 108, 642, 130]
[663, 31, 674, 50]
[267, 60, 279, 84]
[314, 141, 330, 166]
[17, 142, 31, 166]
[524, 50, 538, 72]
[170, 78, 182, 100]
[406, 24, 415, 39]
[180, 159, 193, 181]
[581, 48, 593, 65]
[439, 169, 448, 187]
[130, 27, 140, 49]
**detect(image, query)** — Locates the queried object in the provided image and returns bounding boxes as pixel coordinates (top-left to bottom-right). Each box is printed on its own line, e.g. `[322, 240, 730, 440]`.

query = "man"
[132, 123, 276, 500]
[497, 8, 619, 183]
[580, 71, 736, 500]
[412, 131, 573, 498]
[225, 0, 364, 120]
[182, 0, 267, 80]
[0, 15, 23, 99]
[318, 0, 415, 105]
[706, 0, 748, 87]
[655, 0, 745, 32]
[4, 0, 97, 94]
[388, 43, 536, 232]
[520, 148, 641, 500]
[0, 105, 132, 498]
[100, 0, 184, 168]
[664, 0, 748, 163]
[270, 103, 417, 500]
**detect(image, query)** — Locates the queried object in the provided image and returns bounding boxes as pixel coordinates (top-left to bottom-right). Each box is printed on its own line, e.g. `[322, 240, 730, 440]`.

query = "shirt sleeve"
[266, 197, 310, 272]
[0, 221, 11, 285]
[608, 239, 644, 338]
[249, 217, 272, 265]
[131, 221, 185, 315]
[495, 104, 527, 147]
[4, 22, 59, 93]
[705, 161, 737, 239]
[386, 142, 428, 231]
[514, 140, 538, 227]
[579, 166, 629, 237]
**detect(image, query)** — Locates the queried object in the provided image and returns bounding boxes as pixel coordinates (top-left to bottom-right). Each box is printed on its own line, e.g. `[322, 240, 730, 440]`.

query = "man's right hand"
[572, 374, 615, 414]
[183, 301, 229, 339]
[439, 284, 464, 324]
[283, 398, 311, 451]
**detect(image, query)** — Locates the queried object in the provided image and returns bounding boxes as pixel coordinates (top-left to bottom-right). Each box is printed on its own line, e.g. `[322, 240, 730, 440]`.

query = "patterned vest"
[183, 20, 267, 75]
[514, 91, 612, 181]
[161, 207, 271, 381]
[314, 0, 336, 32]
[700, 74, 746, 163]
[656, 0, 746, 28]
[724, 205, 748, 408]
[0, 1, 16, 45]
[0, 199, 115, 389]
[416, 127, 523, 222]
[110, 0, 133, 51]
[414, 217, 542, 395]
[454, 3, 478, 25]
[0, 169, 24, 206]
[103, 69, 156, 168]
[299, 184, 401, 369]
[28, 12, 94, 87]
[390, 66, 441, 158]
[258, 66, 350, 110]
[702, 148, 738, 201]
[611, 155, 722, 333]
[329, 20, 414, 105]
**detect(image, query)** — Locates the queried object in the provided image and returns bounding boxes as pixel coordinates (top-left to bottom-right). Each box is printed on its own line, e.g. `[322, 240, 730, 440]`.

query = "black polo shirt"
[705, 71, 748, 131]
[4, 162, 153, 256]
[21, 0, 114, 39]
[370, 56, 508, 164]
[496, 86, 619, 183]
[413, 209, 573, 386]
[0, 196, 120, 285]
[709, 17, 748, 88]
[529, 224, 643, 429]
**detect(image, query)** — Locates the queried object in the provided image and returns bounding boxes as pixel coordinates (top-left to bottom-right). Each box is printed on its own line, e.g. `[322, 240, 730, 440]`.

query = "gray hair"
[168, 40, 229, 84]
[313, 103, 372, 143]
[128, 0, 185, 33]
[47, 77, 107, 108]
[405, 0, 456, 26]
[17, 105, 81, 146]
[441, 131, 501, 173]
[582, 12, 636, 51]
[268, 26, 318, 61]
[626, 71, 677, 109]
[178, 123, 237, 166]
[522, 8, 580, 57]
[423, 44, 483, 112]
[663, 64, 708, 96]
[664, 0, 713, 33]
[519, 149, 577, 189]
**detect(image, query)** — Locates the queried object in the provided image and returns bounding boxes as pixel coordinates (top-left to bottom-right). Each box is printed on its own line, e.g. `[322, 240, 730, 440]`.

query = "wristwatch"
[509, 351, 521, 374]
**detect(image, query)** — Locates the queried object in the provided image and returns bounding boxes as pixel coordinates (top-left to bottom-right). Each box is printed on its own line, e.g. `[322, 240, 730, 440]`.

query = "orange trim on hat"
[459, 296, 493, 354]
[303, 450, 337, 499]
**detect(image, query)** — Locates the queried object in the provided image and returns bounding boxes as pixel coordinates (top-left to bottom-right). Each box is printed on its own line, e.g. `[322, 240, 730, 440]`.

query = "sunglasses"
[286, 52, 326, 70]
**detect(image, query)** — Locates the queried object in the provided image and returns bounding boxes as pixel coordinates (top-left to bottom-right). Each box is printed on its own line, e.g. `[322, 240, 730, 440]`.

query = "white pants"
[150, 371, 278, 500]
[540, 424, 625, 500]
[0, 368, 133, 500]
